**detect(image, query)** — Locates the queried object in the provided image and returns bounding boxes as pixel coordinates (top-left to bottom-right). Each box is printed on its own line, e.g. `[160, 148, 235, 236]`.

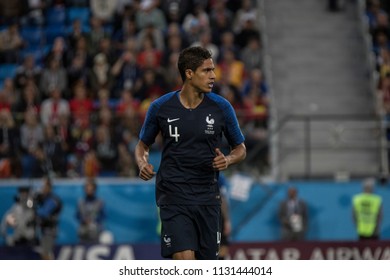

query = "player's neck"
[179, 87, 204, 109]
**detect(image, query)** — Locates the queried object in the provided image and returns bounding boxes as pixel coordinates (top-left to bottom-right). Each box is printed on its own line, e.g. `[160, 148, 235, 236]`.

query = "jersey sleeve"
[222, 100, 245, 147]
[139, 101, 160, 146]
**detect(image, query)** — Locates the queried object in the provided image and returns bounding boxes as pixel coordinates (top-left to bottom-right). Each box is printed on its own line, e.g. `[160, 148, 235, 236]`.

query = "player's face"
[191, 58, 216, 93]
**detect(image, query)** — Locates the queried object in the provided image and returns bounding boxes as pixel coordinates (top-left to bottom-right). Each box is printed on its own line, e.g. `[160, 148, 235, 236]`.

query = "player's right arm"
[135, 140, 156, 180]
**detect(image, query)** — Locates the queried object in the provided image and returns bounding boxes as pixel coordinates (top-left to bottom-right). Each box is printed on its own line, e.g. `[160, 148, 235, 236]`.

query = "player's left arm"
[213, 143, 246, 171]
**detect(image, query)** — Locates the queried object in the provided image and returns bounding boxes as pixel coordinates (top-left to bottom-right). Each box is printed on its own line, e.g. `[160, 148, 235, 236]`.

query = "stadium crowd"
[367, 0, 390, 153]
[0, 0, 269, 179]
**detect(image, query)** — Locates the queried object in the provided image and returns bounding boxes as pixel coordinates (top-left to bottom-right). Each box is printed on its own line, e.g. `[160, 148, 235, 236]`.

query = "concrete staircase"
[261, 0, 383, 179]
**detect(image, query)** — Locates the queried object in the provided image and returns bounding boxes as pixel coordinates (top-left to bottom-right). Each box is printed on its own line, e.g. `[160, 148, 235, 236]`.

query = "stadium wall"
[0, 177, 389, 246]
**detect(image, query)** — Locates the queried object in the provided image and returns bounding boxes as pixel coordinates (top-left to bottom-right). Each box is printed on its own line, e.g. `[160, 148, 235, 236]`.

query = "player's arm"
[213, 143, 246, 171]
[135, 140, 156, 180]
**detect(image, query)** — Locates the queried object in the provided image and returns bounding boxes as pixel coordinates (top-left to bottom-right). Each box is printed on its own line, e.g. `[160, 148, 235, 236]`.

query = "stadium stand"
[0, 0, 268, 179]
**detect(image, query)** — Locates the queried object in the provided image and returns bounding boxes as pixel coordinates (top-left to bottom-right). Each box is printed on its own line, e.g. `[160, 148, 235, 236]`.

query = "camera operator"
[1, 186, 35, 247]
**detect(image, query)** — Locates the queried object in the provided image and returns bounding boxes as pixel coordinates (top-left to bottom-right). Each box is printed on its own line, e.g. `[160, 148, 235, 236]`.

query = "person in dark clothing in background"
[76, 177, 105, 243]
[34, 176, 62, 259]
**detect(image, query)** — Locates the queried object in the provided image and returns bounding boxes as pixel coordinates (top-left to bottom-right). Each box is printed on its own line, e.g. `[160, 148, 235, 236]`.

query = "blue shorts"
[159, 204, 221, 260]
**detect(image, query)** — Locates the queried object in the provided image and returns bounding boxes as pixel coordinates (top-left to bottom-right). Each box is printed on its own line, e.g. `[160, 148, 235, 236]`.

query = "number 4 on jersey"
[169, 125, 180, 142]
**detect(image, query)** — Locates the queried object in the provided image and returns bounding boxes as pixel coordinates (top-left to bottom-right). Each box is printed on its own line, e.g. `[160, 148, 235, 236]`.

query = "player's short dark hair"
[178, 46, 212, 81]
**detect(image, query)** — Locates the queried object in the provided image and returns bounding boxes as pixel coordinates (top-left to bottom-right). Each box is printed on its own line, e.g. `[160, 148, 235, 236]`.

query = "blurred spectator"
[1, 78, 20, 108]
[44, 37, 68, 68]
[183, 18, 203, 46]
[220, 84, 247, 123]
[182, 2, 210, 34]
[12, 79, 41, 117]
[39, 58, 68, 99]
[112, 2, 137, 35]
[69, 83, 94, 129]
[56, 113, 74, 158]
[94, 125, 117, 175]
[76, 177, 105, 243]
[115, 89, 140, 118]
[218, 30, 239, 63]
[233, 0, 258, 34]
[66, 19, 88, 51]
[86, 17, 111, 57]
[370, 11, 390, 40]
[0, 109, 21, 178]
[210, 6, 232, 47]
[278, 186, 308, 241]
[209, 0, 234, 30]
[19, 108, 44, 178]
[352, 178, 383, 240]
[164, 22, 189, 49]
[136, 35, 163, 71]
[191, 29, 219, 62]
[162, 51, 182, 91]
[112, 18, 138, 55]
[34, 176, 62, 259]
[240, 37, 263, 72]
[242, 68, 269, 101]
[111, 50, 143, 96]
[95, 37, 117, 66]
[0, 84, 13, 112]
[134, 68, 164, 101]
[21, 0, 46, 26]
[234, 13, 261, 49]
[215, 48, 245, 89]
[1, 186, 35, 246]
[0, 22, 24, 63]
[71, 125, 94, 177]
[93, 108, 118, 175]
[162, 24, 186, 63]
[90, 0, 118, 24]
[67, 54, 89, 90]
[65, 36, 91, 77]
[117, 142, 137, 177]
[372, 30, 390, 58]
[160, 0, 193, 25]
[366, 0, 388, 29]
[41, 124, 68, 177]
[14, 54, 42, 90]
[83, 150, 100, 177]
[40, 87, 70, 127]
[88, 53, 114, 95]
[136, 22, 165, 52]
[135, 0, 167, 31]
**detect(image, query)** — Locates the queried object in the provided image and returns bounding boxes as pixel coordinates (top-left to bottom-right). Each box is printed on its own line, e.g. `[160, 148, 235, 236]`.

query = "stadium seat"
[67, 7, 90, 26]
[20, 27, 45, 48]
[0, 64, 18, 80]
[45, 25, 67, 45]
[20, 45, 50, 66]
[45, 6, 67, 26]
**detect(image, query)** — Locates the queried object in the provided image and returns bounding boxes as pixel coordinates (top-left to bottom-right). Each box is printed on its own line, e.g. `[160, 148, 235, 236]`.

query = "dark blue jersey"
[139, 90, 245, 205]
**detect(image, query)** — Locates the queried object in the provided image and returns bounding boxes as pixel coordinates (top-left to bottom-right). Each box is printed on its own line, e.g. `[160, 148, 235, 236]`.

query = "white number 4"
[169, 125, 180, 142]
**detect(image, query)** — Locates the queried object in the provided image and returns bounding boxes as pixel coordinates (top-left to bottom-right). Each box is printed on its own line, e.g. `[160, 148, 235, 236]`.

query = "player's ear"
[185, 69, 193, 80]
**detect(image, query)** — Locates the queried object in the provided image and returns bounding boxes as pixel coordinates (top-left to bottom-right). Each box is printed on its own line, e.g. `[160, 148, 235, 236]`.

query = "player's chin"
[203, 85, 214, 93]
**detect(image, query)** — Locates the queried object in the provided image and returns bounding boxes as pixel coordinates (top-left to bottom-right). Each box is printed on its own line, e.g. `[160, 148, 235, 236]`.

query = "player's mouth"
[208, 82, 214, 89]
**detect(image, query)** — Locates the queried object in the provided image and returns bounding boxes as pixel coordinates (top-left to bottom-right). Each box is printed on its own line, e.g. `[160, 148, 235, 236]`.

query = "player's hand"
[139, 163, 156, 180]
[212, 148, 229, 171]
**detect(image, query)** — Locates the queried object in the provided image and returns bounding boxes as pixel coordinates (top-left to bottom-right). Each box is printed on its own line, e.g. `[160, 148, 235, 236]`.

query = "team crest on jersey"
[205, 114, 215, 135]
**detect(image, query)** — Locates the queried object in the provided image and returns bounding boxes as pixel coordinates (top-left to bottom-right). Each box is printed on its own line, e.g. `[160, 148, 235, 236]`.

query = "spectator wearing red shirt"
[69, 83, 93, 129]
